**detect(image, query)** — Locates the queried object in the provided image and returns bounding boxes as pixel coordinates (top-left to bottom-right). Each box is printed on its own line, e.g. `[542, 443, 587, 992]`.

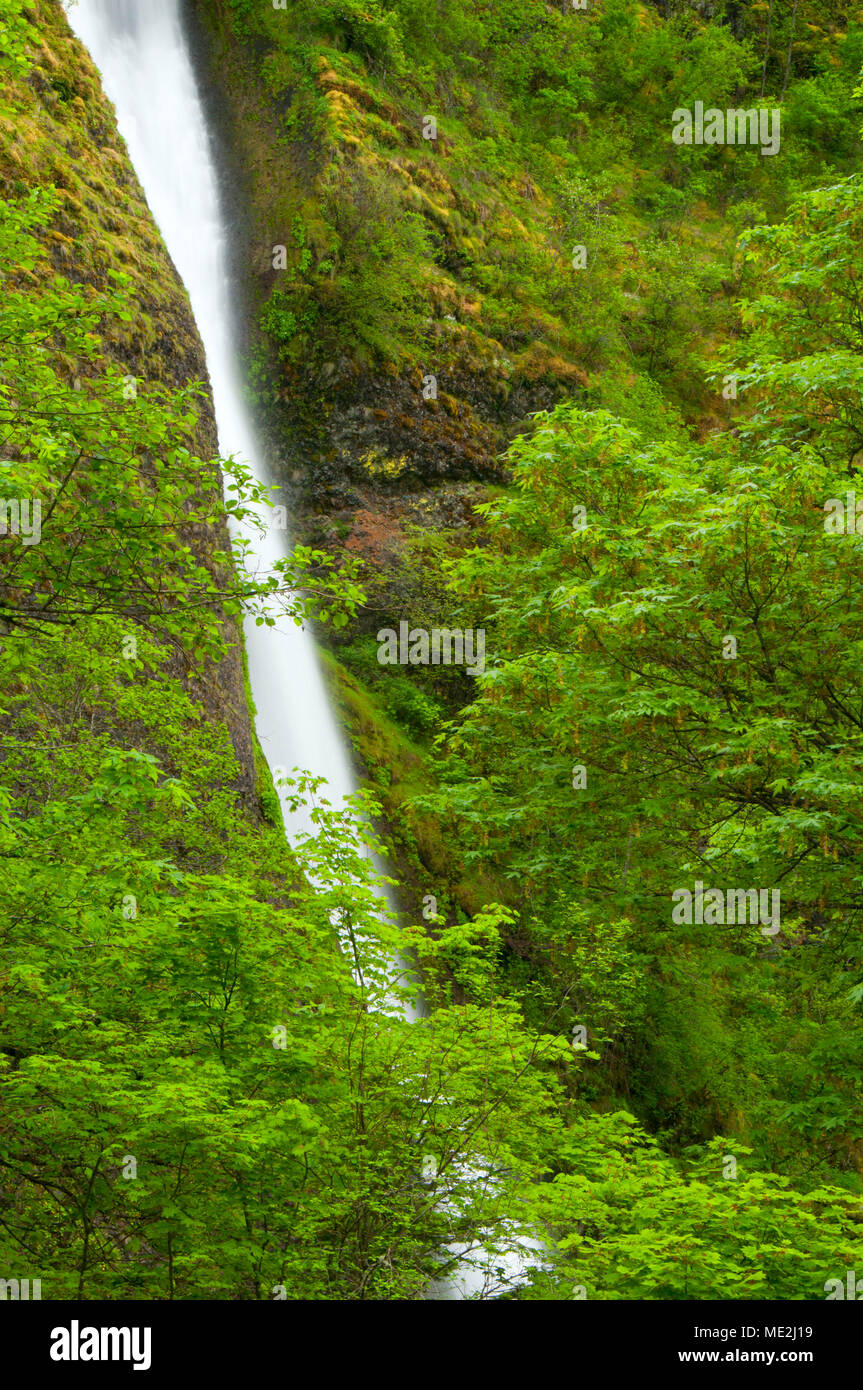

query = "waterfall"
[65, 0, 353, 844]
[64, 0, 541, 1300]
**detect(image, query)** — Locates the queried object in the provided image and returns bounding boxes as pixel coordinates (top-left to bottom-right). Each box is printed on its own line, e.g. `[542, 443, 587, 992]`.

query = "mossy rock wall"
[1, 0, 263, 816]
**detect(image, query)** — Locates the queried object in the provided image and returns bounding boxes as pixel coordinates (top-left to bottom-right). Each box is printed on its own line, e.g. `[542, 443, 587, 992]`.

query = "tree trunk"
[780, 0, 801, 101]
[760, 0, 775, 98]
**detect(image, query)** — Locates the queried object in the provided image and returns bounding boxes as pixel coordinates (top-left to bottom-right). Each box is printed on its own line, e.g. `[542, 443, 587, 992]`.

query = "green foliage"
[726, 174, 863, 459]
[527, 1118, 863, 1300]
[0, 0, 34, 83]
[378, 673, 442, 736]
[0, 742, 574, 1297]
[261, 165, 431, 365]
[337, 636, 444, 737]
[418, 171, 863, 1192]
[0, 191, 363, 639]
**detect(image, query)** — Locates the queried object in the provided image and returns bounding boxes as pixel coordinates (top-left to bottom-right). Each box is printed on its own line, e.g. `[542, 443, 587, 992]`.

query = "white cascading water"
[65, 0, 353, 845]
[65, 0, 542, 1300]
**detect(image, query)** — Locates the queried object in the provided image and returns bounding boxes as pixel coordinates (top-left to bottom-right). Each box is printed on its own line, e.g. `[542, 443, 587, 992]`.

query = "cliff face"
[0, 0, 260, 812]
[4, 3, 212, 415]
[180, 0, 858, 640]
[189, 0, 593, 529]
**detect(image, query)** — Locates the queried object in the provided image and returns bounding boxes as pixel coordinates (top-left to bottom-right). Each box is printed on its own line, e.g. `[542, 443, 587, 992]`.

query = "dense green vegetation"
[206, 0, 863, 477]
[1, 0, 863, 1301]
[420, 175, 863, 1175]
